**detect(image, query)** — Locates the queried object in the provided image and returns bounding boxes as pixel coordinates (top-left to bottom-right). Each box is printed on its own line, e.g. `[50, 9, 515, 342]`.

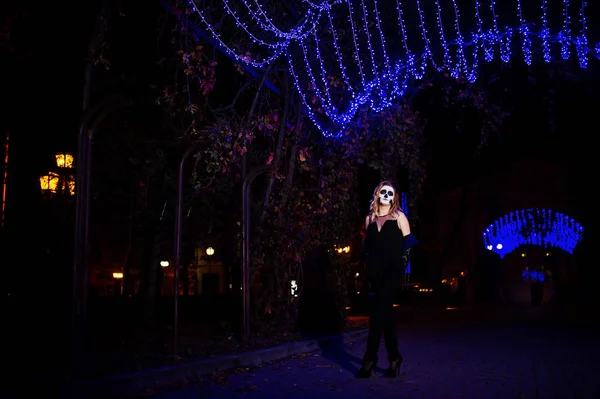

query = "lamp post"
[173, 140, 211, 358]
[241, 165, 275, 343]
[39, 152, 76, 377]
[160, 260, 170, 296]
[206, 247, 214, 273]
[39, 153, 76, 265]
[112, 272, 124, 296]
[39, 153, 76, 282]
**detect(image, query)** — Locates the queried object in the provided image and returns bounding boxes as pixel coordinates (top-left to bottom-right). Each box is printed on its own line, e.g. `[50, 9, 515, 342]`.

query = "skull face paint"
[379, 185, 395, 205]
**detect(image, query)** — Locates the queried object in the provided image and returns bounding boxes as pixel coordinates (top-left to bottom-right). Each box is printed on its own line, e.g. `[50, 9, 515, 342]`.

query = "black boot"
[357, 356, 378, 378]
[384, 356, 403, 378]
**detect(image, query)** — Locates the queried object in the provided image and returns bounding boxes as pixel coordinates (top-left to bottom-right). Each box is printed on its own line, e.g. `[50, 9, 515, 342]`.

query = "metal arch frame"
[173, 145, 274, 355]
[241, 165, 274, 342]
[72, 96, 134, 371]
[73, 97, 276, 359]
[172, 140, 210, 357]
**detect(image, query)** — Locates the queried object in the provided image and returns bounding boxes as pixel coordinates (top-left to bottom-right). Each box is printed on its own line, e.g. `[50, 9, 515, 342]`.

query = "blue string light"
[516, 0, 532, 65]
[483, 208, 584, 259]
[188, 0, 599, 138]
[576, 1, 589, 69]
[326, 8, 355, 96]
[557, 0, 571, 60]
[540, 0, 551, 62]
[473, 0, 492, 63]
[345, 0, 366, 87]
[522, 269, 545, 283]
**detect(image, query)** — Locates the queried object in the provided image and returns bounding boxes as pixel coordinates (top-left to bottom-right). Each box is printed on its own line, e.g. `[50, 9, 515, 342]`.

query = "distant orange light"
[334, 245, 351, 254]
[113, 272, 123, 279]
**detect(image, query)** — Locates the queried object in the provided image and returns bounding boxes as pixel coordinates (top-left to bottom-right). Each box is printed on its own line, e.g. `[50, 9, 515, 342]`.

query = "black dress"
[362, 215, 405, 362]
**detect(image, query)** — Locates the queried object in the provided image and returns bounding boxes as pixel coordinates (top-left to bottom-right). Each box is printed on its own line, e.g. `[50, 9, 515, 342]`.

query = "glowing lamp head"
[55, 153, 74, 168]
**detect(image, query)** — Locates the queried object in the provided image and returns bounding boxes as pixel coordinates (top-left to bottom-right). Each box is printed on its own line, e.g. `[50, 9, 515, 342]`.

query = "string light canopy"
[188, 0, 598, 138]
[483, 208, 584, 258]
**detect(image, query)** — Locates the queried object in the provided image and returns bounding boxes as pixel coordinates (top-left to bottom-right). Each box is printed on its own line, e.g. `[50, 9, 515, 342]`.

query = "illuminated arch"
[482, 208, 583, 259]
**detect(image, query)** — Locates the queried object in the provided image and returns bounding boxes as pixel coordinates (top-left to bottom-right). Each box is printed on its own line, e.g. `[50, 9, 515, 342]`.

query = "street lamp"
[160, 260, 169, 267]
[39, 172, 60, 196]
[40, 152, 75, 197]
[55, 153, 74, 169]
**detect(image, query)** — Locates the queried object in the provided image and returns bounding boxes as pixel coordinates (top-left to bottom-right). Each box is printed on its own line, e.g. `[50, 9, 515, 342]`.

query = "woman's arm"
[396, 212, 411, 236]
[397, 212, 418, 260]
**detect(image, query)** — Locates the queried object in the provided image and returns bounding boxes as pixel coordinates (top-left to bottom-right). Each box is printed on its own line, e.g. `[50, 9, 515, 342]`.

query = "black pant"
[363, 283, 400, 362]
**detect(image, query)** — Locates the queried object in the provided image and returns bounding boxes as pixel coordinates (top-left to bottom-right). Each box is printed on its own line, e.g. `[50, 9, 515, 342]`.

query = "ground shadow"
[317, 334, 409, 378]
[317, 334, 363, 375]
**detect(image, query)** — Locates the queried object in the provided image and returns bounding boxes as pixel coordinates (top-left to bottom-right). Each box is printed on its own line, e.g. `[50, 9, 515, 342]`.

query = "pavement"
[60, 323, 369, 399]
[142, 304, 600, 399]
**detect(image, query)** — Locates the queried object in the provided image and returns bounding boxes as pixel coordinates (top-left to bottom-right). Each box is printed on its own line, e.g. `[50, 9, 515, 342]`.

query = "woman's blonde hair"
[367, 180, 403, 222]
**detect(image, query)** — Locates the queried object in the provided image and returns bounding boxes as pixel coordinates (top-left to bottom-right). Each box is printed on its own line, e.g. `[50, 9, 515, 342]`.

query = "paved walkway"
[146, 305, 600, 399]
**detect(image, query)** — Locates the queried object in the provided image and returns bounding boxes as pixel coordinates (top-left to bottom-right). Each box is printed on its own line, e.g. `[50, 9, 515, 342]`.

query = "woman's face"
[378, 185, 395, 205]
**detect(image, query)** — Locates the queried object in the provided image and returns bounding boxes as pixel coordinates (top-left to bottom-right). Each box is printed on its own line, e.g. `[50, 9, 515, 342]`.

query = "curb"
[62, 328, 369, 399]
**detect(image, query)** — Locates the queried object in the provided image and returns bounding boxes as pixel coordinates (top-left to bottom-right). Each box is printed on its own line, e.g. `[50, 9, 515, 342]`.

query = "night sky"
[4, 0, 598, 189]
[2, 0, 599, 262]
[1, 0, 162, 225]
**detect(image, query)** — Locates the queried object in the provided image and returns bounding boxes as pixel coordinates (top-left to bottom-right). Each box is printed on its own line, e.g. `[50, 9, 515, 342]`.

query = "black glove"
[403, 233, 418, 251]
[402, 247, 412, 267]
[402, 234, 418, 269]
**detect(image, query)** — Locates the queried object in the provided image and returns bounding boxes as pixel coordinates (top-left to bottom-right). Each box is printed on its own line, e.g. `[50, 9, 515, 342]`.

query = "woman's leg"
[381, 290, 402, 377]
[382, 295, 400, 361]
[358, 293, 383, 377]
[363, 293, 384, 360]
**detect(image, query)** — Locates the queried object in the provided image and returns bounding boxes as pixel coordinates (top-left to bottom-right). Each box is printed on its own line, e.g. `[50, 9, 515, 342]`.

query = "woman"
[357, 180, 416, 378]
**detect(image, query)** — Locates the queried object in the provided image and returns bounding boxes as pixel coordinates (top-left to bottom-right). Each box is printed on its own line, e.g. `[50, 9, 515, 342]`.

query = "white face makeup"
[379, 185, 395, 205]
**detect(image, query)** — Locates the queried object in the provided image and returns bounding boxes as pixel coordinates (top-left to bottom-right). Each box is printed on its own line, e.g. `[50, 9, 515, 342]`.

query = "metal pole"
[72, 96, 132, 371]
[173, 141, 210, 358]
[241, 165, 274, 343]
[1, 132, 9, 233]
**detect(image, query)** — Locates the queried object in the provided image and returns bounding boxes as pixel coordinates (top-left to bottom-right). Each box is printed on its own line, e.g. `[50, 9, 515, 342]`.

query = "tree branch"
[259, 71, 289, 226]
[243, 62, 273, 179]
[278, 98, 301, 227]
[208, 77, 254, 114]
